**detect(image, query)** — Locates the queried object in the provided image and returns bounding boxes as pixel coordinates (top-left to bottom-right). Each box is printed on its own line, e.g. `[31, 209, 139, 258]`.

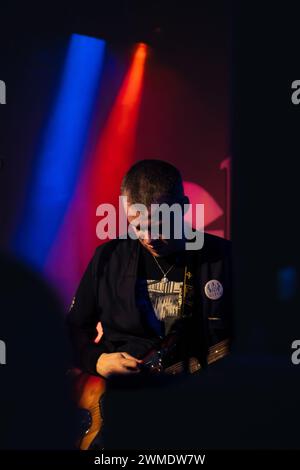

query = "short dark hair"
[121, 159, 184, 207]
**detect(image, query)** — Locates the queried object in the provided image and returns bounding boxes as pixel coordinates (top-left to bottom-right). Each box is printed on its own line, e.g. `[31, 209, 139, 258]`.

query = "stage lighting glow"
[45, 42, 148, 304]
[13, 34, 106, 269]
[135, 43, 147, 61]
[83, 41, 148, 249]
[92, 42, 147, 190]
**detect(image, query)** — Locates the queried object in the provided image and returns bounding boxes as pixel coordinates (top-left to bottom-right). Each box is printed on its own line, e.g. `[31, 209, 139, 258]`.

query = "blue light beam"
[13, 34, 106, 269]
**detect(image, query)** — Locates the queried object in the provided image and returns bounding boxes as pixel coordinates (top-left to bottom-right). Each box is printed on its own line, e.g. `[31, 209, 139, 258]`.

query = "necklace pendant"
[161, 276, 168, 283]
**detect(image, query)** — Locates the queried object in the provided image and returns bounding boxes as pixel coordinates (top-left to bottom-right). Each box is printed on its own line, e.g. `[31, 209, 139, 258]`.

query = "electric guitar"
[73, 337, 230, 450]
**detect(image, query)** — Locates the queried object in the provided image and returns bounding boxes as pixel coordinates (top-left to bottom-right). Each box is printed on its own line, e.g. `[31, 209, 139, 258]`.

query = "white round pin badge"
[204, 279, 223, 300]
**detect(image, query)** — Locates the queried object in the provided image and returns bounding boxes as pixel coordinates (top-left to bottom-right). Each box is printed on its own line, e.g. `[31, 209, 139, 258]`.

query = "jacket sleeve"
[66, 252, 108, 375]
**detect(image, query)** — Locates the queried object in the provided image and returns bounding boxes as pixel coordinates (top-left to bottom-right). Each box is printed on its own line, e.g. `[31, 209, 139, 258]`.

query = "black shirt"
[67, 234, 232, 375]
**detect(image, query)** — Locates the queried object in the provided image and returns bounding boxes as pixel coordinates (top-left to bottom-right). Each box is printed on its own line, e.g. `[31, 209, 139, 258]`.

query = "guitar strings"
[169, 341, 229, 369]
[164, 341, 229, 375]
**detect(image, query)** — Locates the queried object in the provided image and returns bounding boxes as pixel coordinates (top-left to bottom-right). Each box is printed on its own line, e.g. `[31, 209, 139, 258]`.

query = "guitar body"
[73, 372, 106, 450]
[73, 338, 229, 449]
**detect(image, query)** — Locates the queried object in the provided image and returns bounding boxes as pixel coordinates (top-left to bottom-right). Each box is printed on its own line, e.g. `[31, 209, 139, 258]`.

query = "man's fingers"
[112, 363, 141, 375]
[120, 367, 141, 375]
[120, 358, 141, 370]
[121, 352, 143, 362]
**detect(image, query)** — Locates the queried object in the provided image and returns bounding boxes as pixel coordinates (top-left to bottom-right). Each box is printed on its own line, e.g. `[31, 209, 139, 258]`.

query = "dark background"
[0, 1, 230, 249]
[0, 1, 231, 305]
[0, 0, 300, 450]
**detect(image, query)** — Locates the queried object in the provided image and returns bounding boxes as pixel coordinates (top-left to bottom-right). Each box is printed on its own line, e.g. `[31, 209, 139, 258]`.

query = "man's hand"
[96, 352, 143, 378]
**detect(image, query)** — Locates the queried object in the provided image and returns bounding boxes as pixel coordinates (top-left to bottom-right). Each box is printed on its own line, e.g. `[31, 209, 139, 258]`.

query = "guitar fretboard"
[164, 338, 230, 375]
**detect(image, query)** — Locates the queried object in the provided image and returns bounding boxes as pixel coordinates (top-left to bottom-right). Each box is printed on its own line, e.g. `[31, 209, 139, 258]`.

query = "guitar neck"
[164, 338, 230, 375]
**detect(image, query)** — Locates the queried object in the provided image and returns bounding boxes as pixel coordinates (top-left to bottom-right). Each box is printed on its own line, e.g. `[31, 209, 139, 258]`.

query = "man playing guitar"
[67, 159, 232, 448]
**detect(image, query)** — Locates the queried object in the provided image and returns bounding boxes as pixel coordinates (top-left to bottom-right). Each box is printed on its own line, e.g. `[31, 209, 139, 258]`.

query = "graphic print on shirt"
[136, 279, 184, 336]
[146, 280, 183, 320]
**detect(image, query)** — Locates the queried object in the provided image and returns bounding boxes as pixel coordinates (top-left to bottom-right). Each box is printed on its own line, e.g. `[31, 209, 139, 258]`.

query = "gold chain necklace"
[152, 256, 175, 283]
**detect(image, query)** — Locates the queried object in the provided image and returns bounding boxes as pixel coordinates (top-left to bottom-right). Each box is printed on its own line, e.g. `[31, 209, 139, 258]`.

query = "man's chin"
[140, 241, 171, 257]
[151, 248, 168, 258]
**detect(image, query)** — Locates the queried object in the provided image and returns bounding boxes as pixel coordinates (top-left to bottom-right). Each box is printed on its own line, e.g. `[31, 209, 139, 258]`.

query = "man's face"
[123, 192, 187, 257]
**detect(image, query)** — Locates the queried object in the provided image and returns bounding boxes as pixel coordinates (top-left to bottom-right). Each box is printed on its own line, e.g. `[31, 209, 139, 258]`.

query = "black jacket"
[67, 234, 232, 375]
